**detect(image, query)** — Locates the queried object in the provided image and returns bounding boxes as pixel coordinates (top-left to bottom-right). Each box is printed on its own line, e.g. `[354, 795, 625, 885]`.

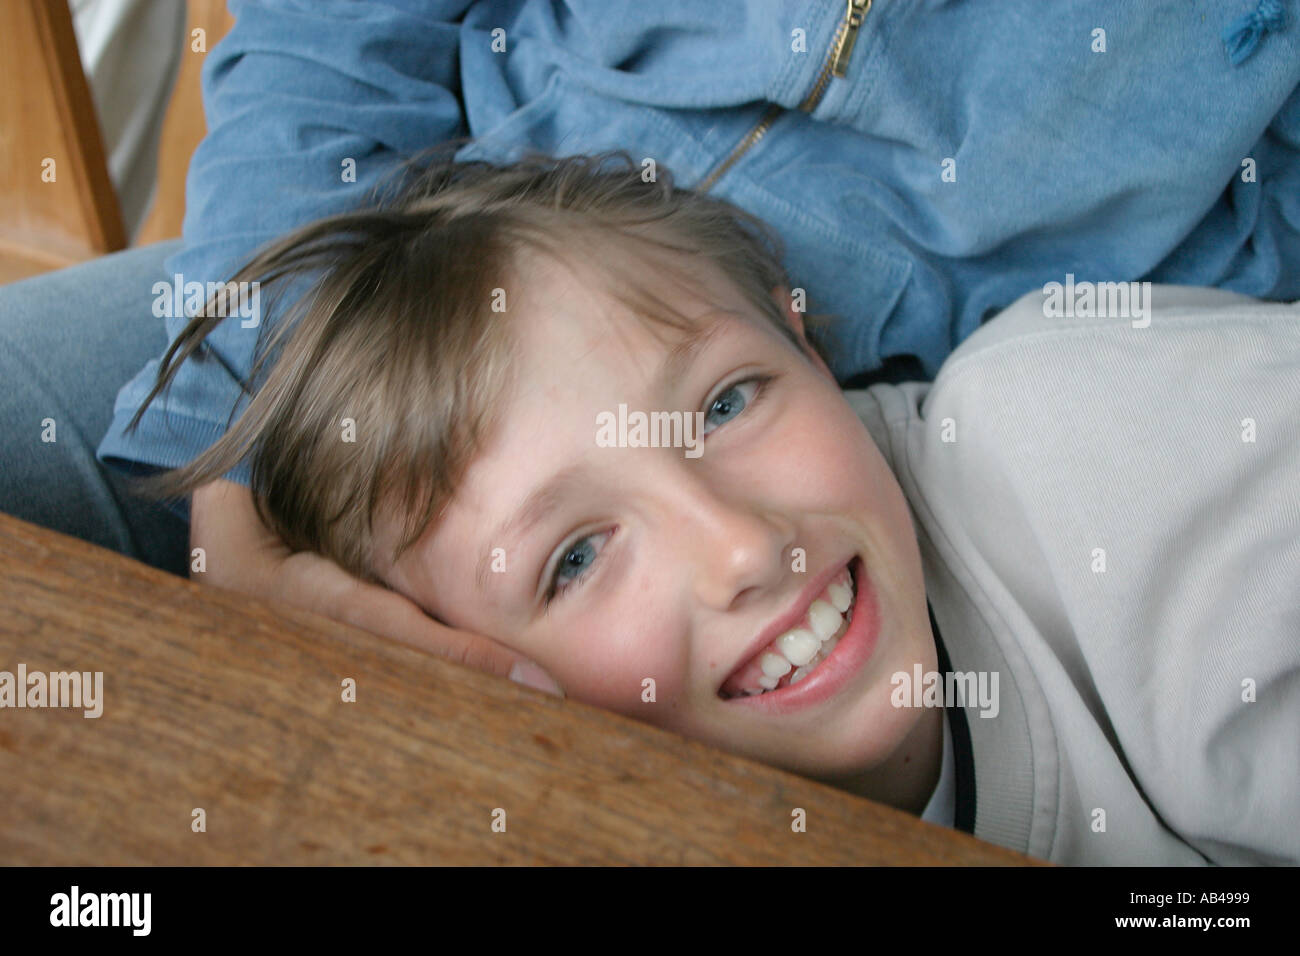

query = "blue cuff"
[97, 404, 253, 523]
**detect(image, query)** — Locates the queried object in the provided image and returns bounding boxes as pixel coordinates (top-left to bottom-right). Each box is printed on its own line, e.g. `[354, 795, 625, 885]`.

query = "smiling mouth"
[718, 561, 856, 700]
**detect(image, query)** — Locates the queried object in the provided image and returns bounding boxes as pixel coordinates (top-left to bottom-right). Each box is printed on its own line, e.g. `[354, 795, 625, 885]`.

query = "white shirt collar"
[920, 708, 956, 827]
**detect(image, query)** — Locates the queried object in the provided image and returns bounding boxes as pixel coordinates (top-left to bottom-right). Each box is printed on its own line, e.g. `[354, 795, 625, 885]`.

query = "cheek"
[536, 592, 692, 716]
[761, 393, 879, 504]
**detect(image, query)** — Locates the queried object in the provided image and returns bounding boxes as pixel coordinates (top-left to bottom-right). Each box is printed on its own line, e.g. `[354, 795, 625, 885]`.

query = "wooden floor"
[0, 512, 1037, 865]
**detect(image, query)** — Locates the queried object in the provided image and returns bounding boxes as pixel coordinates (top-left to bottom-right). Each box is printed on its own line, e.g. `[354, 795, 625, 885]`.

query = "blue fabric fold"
[1223, 0, 1287, 65]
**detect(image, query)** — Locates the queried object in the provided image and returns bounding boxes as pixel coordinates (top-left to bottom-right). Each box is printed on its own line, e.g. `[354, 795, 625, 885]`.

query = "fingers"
[279, 552, 566, 698]
[189, 479, 565, 698]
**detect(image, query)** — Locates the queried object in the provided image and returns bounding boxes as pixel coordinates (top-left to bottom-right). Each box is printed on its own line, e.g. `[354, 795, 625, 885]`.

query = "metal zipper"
[802, 0, 872, 109]
[697, 0, 872, 193]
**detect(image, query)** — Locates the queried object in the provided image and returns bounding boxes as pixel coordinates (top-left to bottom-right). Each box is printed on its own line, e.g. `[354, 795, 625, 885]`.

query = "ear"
[770, 284, 834, 380]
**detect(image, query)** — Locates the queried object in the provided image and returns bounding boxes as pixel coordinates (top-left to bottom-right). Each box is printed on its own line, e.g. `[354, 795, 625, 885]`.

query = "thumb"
[331, 574, 565, 697]
[504, 659, 567, 697]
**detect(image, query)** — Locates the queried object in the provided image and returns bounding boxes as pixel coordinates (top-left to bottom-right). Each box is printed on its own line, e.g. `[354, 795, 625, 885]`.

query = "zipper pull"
[831, 0, 872, 78]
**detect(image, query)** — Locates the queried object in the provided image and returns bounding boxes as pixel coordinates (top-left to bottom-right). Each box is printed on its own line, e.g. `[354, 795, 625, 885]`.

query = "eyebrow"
[475, 312, 736, 598]
[655, 315, 730, 397]
[476, 462, 586, 593]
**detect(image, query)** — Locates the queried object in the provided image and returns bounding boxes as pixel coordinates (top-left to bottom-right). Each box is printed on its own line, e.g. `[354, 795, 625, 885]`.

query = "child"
[127, 151, 1300, 866]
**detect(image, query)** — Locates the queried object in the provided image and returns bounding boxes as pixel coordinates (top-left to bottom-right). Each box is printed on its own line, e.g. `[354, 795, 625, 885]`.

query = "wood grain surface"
[0, 512, 1038, 865]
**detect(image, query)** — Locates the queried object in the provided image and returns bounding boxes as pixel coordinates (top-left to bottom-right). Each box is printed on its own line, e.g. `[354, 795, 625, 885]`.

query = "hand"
[188, 479, 563, 696]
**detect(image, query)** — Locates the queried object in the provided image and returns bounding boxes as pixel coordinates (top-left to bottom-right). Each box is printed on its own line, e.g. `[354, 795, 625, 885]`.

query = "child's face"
[376, 250, 939, 800]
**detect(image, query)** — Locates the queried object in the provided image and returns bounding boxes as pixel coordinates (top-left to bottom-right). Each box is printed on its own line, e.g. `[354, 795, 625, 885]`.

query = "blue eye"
[546, 530, 611, 603]
[703, 376, 769, 435]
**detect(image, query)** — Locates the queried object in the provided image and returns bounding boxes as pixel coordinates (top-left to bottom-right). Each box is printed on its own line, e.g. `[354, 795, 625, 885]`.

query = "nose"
[669, 471, 796, 611]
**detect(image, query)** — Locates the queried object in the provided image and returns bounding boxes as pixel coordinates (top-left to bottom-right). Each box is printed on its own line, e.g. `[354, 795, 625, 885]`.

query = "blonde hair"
[126, 147, 833, 581]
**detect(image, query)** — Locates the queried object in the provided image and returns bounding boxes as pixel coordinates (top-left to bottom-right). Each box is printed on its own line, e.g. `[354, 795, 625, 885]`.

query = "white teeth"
[808, 599, 842, 641]
[827, 580, 853, 614]
[726, 566, 859, 699]
[760, 652, 792, 678]
[776, 629, 820, 667]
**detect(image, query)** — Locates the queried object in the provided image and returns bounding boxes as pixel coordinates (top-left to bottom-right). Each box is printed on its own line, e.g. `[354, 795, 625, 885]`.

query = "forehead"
[511, 238, 748, 340]
[498, 226, 807, 420]
[458, 256, 714, 443]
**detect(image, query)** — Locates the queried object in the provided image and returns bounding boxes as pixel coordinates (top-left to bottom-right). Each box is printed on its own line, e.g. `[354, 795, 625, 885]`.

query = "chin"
[737, 698, 924, 782]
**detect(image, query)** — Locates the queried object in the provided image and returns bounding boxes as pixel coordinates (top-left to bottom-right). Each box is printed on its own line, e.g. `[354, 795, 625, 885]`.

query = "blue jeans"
[0, 242, 189, 577]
